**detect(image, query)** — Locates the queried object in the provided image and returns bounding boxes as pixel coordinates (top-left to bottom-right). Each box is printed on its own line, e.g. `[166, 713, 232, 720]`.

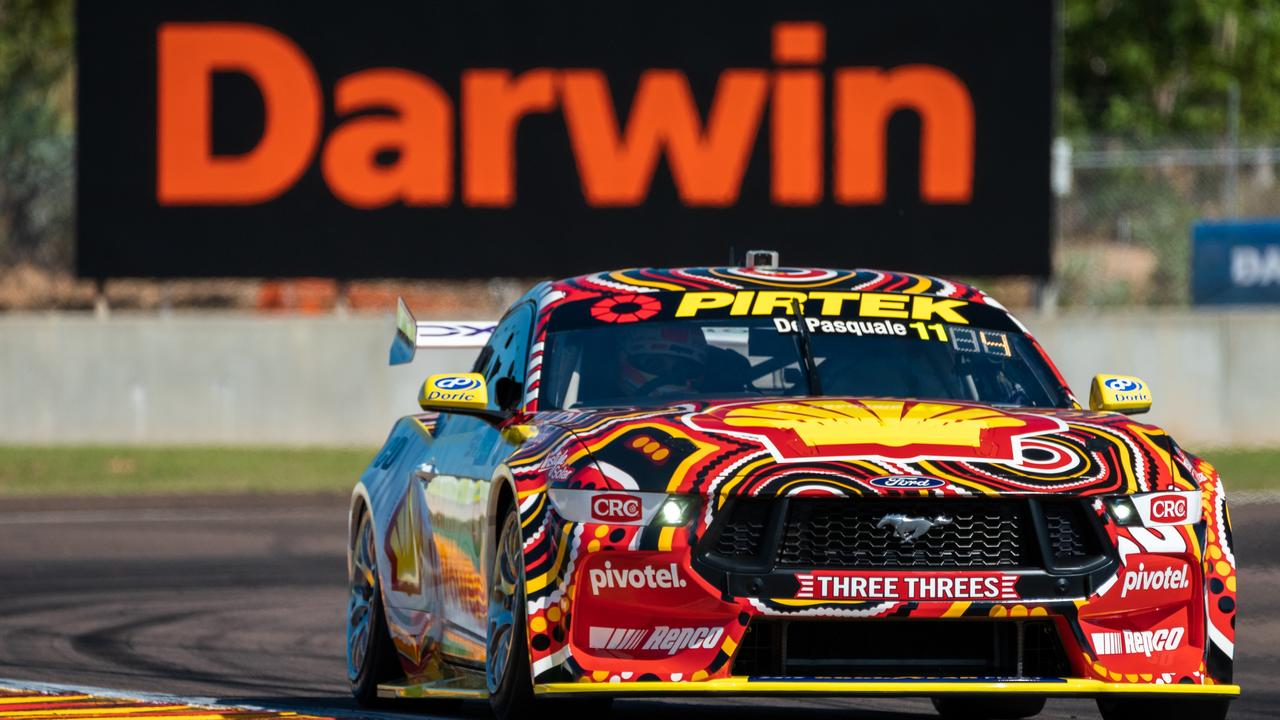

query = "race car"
[346, 262, 1239, 720]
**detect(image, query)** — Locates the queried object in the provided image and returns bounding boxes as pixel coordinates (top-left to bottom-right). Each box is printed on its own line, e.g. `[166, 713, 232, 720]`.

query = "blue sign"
[1192, 220, 1280, 305]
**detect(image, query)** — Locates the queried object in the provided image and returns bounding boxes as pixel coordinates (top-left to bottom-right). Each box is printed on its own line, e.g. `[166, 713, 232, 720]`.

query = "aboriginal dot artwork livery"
[504, 396, 1237, 686]
[352, 266, 1238, 701]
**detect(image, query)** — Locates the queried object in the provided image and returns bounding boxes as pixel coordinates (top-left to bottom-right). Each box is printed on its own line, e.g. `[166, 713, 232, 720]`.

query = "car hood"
[536, 396, 1193, 498]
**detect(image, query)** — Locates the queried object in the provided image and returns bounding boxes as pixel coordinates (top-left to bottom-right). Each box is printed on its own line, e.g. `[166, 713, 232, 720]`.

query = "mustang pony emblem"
[877, 513, 954, 543]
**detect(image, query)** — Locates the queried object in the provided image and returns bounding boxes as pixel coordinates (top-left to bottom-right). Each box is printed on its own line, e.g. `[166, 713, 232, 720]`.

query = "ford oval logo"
[869, 476, 947, 490]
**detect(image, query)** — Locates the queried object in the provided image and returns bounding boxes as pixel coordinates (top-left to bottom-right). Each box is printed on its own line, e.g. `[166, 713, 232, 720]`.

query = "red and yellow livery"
[346, 265, 1238, 720]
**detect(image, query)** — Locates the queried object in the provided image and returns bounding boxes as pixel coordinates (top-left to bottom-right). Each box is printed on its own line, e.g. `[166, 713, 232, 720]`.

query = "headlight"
[1103, 490, 1201, 527]
[656, 495, 696, 526]
[1104, 496, 1140, 526]
[548, 488, 698, 527]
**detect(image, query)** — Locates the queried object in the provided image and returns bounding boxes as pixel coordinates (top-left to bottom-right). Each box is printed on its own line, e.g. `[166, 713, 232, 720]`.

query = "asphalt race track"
[1, 493, 1274, 720]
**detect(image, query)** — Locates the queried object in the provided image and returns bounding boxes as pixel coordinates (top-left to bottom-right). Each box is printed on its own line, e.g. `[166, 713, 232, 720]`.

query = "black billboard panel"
[77, 1, 1053, 279]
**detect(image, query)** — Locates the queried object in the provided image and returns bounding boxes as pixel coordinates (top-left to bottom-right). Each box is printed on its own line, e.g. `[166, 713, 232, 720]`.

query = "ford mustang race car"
[346, 263, 1239, 719]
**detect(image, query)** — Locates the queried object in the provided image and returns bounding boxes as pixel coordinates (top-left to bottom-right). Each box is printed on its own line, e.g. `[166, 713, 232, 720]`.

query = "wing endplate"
[390, 297, 495, 365]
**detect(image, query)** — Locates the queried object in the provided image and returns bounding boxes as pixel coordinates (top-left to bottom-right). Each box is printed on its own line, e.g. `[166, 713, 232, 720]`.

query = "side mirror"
[419, 373, 490, 413]
[1089, 374, 1152, 415]
[493, 376, 524, 413]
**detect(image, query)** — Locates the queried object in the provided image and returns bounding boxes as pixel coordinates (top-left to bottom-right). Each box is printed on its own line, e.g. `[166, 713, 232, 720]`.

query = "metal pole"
[1226, 79, 1241, 216]
[93, 277, 109, 320]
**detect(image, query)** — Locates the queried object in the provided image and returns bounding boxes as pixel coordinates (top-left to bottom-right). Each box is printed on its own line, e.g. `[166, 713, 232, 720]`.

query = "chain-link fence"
[1055, 137, 1280, 307]
[8, 131, 1280, 312]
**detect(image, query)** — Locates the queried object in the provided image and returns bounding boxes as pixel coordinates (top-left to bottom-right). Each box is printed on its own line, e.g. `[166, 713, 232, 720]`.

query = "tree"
[1062, 0, 1280, 140]
[0, 0, 75, 267]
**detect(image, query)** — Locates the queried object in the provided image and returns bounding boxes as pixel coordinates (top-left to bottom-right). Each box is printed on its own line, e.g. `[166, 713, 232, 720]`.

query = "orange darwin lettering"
[834, 65, 975, 205]
[157, 23, 321, 205]
[560, 70, 768, 207]
[321, 69, 453, 209]
[462, 69, 557, 207]
[771, 22, 825, 206]
[155, 22, 975, 209]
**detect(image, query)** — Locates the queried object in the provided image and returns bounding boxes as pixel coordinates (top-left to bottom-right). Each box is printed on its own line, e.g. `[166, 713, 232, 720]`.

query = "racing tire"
[1096, 697, 1229, 720]
[487, 503, 537, 720]
[347, 507, 401, 706]
[487, 502, 613, 719]
[931, 696, 1045, 719]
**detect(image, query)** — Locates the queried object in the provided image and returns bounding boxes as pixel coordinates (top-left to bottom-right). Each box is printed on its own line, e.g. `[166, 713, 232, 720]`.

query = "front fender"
[1179, 449, 1237, 683]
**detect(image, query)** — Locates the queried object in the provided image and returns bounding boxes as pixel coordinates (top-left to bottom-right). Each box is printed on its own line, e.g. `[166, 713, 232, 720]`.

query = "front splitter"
[533, 676, 1241, 698]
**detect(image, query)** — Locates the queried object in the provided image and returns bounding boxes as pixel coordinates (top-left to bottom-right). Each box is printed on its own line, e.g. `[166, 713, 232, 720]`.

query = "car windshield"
[539, 291, 1071, 410]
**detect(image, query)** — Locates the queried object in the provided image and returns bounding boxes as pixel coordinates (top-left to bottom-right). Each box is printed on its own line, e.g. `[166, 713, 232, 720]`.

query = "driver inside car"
[618, 325, 710, 397]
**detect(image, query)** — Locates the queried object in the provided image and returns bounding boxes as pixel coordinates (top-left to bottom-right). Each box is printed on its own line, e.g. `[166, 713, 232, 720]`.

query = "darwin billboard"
[77, 1, 1053, 278]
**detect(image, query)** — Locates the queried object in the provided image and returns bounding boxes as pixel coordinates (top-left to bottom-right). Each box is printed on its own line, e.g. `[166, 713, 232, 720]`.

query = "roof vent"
[744, 249, 779, 269]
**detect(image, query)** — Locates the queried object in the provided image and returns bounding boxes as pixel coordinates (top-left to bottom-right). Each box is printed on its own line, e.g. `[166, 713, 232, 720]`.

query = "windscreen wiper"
[789, 297, 822, 395]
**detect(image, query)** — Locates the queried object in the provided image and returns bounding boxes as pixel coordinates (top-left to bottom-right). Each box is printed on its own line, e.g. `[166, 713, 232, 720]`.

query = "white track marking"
[0, 508, 339, 525]
[0, 678, 440, 720]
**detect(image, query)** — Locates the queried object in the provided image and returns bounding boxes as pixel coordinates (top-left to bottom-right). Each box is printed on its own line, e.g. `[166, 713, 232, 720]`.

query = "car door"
[420, 301, 535, 665]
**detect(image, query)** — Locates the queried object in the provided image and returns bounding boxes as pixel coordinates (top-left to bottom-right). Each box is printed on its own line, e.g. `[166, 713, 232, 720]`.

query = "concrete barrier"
[1027, 310, 1280, 448]
[1, 310, 1277, 448]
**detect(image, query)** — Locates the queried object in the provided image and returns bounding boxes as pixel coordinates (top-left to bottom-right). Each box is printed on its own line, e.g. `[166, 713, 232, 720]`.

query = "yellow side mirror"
[500, 423, 538, 445]
[1089, 374, 1152, 415]
[419, 373, 489, 412]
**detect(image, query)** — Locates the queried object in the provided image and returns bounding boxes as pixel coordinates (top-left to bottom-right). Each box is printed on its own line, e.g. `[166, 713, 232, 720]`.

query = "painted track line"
[0, 508, 340, 526]
[0, 680, 436, 720]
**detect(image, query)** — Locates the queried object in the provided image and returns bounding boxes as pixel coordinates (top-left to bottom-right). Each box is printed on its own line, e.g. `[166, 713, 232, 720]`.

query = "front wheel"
[347, 507, 400, 705]
[1096, 697, 1229, 720]
[486, 502, 612, 719]
[932, 696, 1045, 719]
[487, 504, 536, 720]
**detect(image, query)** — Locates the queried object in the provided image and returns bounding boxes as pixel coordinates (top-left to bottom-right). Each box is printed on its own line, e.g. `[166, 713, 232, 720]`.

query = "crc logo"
[877, 513, 953, 543]
[434, 376, 480, 391]
[1149, 494, 1189, 523]
[1104, 377, 1141, 392]
[591, 493, 642, 522]
[869, 476, 947, 490]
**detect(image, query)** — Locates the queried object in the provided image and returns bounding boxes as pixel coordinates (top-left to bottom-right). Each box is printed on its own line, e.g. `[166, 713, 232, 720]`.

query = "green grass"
[1197, 448, 1280, 492]
[0, 445, 1273, 497]
[0, 446, 377, 497]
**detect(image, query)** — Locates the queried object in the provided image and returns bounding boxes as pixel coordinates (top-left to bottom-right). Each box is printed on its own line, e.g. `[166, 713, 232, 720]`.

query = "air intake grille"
[1042, 501, 1101, 563]
[713, 498, 770, 558]
[776, 499, 1032, 568]
[704, 498, 1108, 572]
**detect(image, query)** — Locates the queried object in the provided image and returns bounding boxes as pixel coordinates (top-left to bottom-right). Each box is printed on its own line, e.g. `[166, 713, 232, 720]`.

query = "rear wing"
[389, 297, 496, 365]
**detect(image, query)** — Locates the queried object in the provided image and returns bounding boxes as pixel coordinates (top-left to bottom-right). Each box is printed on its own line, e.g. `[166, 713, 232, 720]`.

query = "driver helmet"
[619, 325, 709, 396]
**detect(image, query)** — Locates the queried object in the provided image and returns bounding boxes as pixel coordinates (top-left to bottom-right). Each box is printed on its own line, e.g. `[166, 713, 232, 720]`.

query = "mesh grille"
[713, 499, 770, 557]
[1042, 501, 1099, 562]
[776, 499, 1032, 568]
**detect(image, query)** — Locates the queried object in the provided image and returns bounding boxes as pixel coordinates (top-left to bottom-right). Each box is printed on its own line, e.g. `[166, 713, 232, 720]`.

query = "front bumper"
[522, 483, 1238, 693]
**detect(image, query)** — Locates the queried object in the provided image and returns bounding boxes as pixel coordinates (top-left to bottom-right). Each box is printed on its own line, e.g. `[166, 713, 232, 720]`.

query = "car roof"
[545, 266, 995, 304]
